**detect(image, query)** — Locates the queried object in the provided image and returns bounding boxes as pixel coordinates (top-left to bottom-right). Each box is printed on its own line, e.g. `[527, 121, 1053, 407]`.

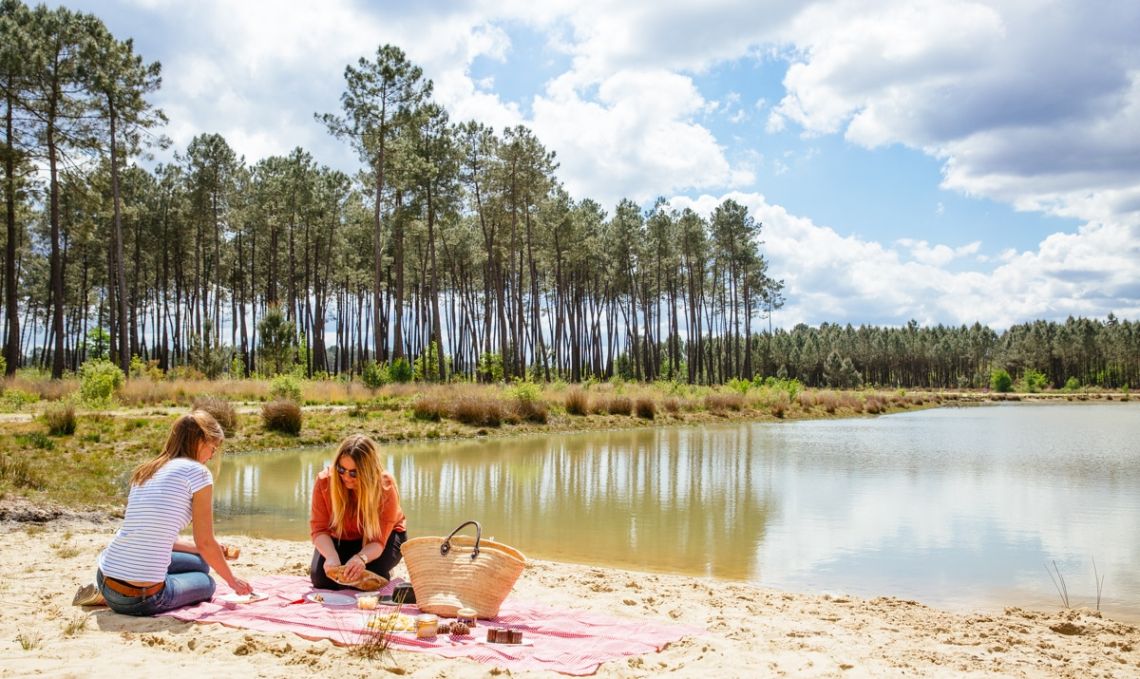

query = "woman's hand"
[229, 576, 253, 595]
[340, 554, 365, 582]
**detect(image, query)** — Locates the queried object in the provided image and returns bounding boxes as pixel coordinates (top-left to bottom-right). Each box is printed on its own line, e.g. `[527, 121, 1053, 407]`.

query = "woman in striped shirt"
[85, 410, 252, 615]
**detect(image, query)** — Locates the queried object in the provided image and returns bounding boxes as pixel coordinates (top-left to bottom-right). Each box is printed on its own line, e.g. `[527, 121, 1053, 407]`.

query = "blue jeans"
[97, 552, 216, 616]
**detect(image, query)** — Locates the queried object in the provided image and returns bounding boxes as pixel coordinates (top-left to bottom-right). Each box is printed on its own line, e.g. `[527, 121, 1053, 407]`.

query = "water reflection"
[213, 402, 1140, 621]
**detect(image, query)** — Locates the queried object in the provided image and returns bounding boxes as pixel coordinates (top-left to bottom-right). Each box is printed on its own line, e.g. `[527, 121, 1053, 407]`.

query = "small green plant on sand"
[17, 631, 42, 650]
[63, 613, 89, 637]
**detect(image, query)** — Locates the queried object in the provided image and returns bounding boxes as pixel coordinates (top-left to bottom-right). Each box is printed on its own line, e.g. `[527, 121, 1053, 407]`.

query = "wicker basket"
[401, 520, 526, 618]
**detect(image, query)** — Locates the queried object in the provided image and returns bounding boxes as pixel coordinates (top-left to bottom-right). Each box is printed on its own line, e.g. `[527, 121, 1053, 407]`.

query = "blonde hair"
[130, 410, 224, 486]
[327, 434, 387, 542]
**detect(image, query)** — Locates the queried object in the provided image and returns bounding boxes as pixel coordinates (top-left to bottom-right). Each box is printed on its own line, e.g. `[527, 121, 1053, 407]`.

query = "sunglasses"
[336, 464, 358, 479]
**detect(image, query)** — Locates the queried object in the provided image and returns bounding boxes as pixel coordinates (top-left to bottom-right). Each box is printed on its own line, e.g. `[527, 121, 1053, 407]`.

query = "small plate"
[219, 592, 268, 605]
[304, 591, 357, 606]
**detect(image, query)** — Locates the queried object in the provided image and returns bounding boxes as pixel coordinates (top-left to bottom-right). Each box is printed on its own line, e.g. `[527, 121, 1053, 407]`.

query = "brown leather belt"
[103, 576, 165, 598]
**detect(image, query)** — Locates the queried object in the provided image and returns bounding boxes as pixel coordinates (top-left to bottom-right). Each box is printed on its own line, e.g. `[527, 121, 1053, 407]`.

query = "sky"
[48, 0, 1140, 330]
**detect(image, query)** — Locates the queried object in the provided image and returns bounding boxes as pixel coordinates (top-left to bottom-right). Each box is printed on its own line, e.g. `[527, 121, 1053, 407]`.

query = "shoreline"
[2, 517, 1137, 678]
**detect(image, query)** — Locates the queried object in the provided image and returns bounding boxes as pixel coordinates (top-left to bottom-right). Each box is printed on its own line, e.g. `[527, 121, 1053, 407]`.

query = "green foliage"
[230, 356, 246, 379]
[361, 361, 390, 389]
[0, 354, 5, 375]
[756, 376, 802, 401]
[1018, 368, 1049, 393]
[389, 357, 413, 384]
[412, 342, 449, 382]
[270, 374, 303, 403]
[0, 452, 45, 490]
[990, 368, 1013, 393]
[1063, 376, 1081, 392]
[79, 359, 125, 406]
[726, 378, 751, 394]
[258, 307, 297, 376]
[188, 320, 231, 380]
[0, 388, 39, 412]
[508, 378, 541, 402]
[823, 350, 862, 389]
[42, 401, 77, 436]
[477, 352, 504, 383]
[85, 327, 110, 361]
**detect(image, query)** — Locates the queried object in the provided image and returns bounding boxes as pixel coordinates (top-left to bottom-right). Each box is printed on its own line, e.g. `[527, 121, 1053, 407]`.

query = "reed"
[1046, 560, 1070, 608]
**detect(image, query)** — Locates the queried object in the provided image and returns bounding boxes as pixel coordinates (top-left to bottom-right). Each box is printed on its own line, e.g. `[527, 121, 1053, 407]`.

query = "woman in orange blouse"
[309, 434, 407, 589]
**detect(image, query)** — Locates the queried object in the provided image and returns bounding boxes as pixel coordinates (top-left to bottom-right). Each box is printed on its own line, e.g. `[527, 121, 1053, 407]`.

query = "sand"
[2, 512, 1138, 679]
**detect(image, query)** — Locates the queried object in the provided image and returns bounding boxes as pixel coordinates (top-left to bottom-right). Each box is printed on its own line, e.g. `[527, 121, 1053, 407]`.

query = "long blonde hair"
[130, 410, 224, 486]
[327, 434, 387, 542]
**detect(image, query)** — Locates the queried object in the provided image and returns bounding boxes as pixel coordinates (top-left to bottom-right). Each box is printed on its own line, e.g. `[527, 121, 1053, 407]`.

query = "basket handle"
[439, 520, 481, 561]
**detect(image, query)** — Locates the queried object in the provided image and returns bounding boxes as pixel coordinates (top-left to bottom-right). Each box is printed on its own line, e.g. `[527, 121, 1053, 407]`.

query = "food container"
[356, 595, 378, 610]
[222, 544, 240, 560]
[415, 613, 439, 639]
[456, 607, 477, 628]
[509, 629, 523, 644]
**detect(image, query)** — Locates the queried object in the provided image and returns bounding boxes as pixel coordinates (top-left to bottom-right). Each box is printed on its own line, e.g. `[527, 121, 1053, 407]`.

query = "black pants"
[309, 530, 406, 590]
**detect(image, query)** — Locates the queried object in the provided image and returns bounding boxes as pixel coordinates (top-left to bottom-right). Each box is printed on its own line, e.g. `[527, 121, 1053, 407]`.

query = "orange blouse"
[309, 468, 406, 545]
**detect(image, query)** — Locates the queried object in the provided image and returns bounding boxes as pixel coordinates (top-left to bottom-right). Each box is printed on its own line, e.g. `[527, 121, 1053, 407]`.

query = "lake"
[212, 401, 1140, 622]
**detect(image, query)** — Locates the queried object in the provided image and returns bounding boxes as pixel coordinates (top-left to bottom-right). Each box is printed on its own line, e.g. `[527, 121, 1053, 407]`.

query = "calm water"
[212, 402, 1140, 621]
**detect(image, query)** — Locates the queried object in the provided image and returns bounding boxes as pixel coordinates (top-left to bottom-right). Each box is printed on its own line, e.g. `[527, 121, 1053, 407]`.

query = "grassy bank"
[0, 375, 1127, 511]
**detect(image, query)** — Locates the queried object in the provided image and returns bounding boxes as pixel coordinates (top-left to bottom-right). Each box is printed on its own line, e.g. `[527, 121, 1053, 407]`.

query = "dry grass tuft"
[705, 393, 745, 412]
[634, 397, 656, 420]
[42, 401, 77, 435]
[606, 395, 633, 416]
[662, 397, 681, 414]
[512, 397, 549, 424]
[451, 393, 504, 427]
[412, 394, 447, 421]
[192, 394, 238, 436]
[565, 388, 589, 416]
[261, 400, 302, 434]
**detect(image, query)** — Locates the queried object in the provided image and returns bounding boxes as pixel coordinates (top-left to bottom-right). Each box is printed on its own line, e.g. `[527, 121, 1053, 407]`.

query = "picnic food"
[450, 621, 470, 636]
[366, 611, 415, 631]
[326, 565, 387, 591]
[356, 595, 378, 610]
[415, 614, 439, 639]
[222, 544, 240, 560]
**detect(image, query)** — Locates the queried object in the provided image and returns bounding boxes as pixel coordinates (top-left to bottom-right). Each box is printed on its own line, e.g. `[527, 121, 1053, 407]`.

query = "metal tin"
[415, 613, 439, 639]
[456, 607, 477, 628]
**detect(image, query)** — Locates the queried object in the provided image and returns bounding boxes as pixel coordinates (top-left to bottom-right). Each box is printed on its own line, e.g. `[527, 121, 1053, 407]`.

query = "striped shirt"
[98, 458, 213, 583]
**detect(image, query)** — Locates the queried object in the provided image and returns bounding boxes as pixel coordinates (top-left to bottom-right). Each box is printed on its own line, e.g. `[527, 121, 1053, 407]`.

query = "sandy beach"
[1, 504, 1136, 679]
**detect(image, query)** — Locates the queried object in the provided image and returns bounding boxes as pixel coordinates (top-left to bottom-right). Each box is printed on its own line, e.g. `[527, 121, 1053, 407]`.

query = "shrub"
[270, 374, 303, 403]
[1018, 368, 1049, 393]
[634, 397, 656, 420]
[261, 400, 302, 435]
[565, 388, 589, 416]
[1063, 377, 1081, 392]
[512, 397, 548, 424]
[42, 401, 76, 436]
[412, 394, 446, 421]
[0, 388, 39, 412]
[192, 394, 238, 436]
[361, 361, 389, 390]
[451, 394, 504, 426]
[726, 378, 751, 394]
[990, 368, 1013, 393]
[705, 393, 745, 412]
[606, 395, 633, 416]
[389, 357, 413, 384]
[663, 397, 681, 414]
[79, 359, 125, 406]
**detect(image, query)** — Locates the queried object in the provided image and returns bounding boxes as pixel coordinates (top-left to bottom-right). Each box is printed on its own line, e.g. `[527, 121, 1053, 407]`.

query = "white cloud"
[768, 1, 1140, 226]
[532, 69, 753, 205]
[669, 192, 1140, 328]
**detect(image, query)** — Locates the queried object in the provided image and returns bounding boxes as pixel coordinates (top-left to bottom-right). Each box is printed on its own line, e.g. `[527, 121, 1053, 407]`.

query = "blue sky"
[50, 0, 1140, 329]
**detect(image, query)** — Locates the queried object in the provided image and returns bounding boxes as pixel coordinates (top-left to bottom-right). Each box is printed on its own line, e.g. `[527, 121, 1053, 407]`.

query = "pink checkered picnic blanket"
[161, 576, 702, 675]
